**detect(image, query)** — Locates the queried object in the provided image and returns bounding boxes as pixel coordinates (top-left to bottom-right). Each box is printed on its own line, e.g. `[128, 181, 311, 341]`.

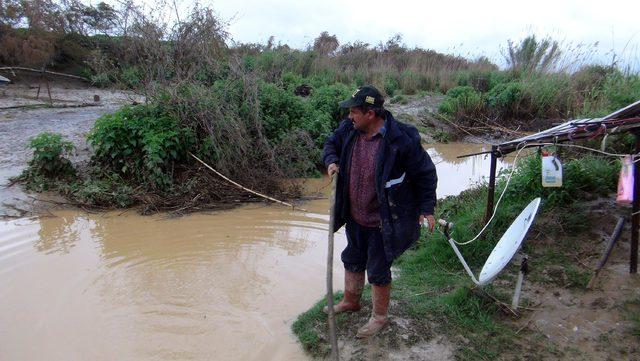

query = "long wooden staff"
[326, 172, 339, 361]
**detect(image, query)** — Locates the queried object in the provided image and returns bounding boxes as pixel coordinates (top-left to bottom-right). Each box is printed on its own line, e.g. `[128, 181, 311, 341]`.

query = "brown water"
[0, 143, 511, 360]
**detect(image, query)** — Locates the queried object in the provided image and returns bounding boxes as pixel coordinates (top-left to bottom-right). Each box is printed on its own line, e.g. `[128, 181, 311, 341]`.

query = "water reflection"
[425, 143, 510, 198]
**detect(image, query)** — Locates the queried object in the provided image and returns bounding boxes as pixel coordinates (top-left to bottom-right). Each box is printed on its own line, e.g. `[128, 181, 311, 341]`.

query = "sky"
[173, 0, 639, 69]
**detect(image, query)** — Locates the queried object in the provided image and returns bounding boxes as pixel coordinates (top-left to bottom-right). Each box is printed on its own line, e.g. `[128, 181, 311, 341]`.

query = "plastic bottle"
[541, 151, 562, 187]
[617, 155, 634, 204]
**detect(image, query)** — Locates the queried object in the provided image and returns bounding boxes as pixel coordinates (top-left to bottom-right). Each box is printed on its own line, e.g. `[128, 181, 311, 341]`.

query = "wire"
[525, 142, 640, 159]
[452, 142, 528, 246]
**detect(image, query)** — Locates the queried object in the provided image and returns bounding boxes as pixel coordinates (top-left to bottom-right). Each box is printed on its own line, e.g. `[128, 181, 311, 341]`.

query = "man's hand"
[419, 214, 435, 232]
[328, 163, 339, 176]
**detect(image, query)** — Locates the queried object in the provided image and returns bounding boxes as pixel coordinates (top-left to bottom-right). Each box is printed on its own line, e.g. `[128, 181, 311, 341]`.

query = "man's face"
[348, 107, 374, 131]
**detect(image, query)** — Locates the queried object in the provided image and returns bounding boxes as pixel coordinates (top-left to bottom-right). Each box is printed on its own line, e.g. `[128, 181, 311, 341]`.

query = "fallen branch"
[0, 67, 89, 82]
[0, 102, 101, 110]
[189, 152, 307, 212]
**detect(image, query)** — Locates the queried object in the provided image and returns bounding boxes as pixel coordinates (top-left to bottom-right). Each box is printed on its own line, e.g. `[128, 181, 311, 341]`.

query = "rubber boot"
[323, 271, 365, 314]
[356, 283, 391, 338]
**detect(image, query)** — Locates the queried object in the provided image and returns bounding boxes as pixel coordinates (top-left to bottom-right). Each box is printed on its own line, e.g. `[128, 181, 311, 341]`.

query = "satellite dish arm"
[447, 238, 480, 285]
[438, 218, 480, 285]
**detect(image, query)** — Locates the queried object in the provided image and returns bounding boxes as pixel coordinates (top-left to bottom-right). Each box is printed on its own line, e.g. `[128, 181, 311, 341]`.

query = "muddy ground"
[0, 79, 143, 218]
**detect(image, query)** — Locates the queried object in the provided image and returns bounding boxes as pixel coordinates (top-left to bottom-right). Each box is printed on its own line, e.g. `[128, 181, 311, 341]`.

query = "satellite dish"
[446, 198, 541, 286]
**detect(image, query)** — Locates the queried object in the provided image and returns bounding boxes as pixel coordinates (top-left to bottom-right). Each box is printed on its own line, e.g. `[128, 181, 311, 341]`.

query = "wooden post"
[485, 146, 498, 223]
[631, 134, 640, 273]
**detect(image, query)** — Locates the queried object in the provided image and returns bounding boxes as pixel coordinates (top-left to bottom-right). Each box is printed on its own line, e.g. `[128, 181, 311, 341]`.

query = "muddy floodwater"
[0, 143, 511, 360]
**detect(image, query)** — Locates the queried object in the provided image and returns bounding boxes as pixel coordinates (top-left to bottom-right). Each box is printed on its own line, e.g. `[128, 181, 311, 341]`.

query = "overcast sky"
[175, 0, 639, 69]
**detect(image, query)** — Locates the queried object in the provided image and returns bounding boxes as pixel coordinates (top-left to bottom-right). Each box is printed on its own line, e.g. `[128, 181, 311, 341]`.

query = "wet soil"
[505, 198, 640, 360]
[0, 82, 143, 218]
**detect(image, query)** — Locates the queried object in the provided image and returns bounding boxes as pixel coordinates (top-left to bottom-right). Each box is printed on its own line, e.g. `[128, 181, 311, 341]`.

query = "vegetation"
[437, 37, 640, 131]
[5, 1, 638, 212]
[293, 152, 620, 359]
[17, 132, 75, 191]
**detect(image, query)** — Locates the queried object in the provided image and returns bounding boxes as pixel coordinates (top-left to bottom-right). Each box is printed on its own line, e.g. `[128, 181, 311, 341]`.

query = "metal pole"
[485, 146, 498, 224]
[326, 173, 339, 360]
[588, 217, 625, 288]
[631, 134, 640, 273]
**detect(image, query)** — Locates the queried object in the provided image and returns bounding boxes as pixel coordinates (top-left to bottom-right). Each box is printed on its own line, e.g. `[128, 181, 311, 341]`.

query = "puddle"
[0, 143, 513, 360]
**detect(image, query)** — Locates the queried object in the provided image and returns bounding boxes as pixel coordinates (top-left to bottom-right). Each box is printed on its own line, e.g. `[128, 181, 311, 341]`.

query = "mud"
[0, 82, 143, 218]
[505, 198, 640, 360]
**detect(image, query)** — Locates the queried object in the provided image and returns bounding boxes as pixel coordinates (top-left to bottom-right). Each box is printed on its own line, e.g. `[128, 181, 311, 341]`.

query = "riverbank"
[293, 155, 640, 360]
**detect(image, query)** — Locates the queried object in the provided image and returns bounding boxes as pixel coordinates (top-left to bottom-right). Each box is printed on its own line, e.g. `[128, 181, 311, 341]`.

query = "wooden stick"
[189, 152, 306, 212]
[326, 173, 339, 361]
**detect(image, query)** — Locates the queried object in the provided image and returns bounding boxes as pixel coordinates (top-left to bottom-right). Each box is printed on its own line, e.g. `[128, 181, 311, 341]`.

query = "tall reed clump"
[437, 35, 640, 132]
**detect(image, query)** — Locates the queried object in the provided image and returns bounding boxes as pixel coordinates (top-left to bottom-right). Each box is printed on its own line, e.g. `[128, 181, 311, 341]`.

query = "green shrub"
[88, 105, 196, 189]
[259, 82, 309, 141]
[120, 66, 143, 88]
[454, 70, 499, 92]
[17, 132, 76, 192]
[383, 73, 400, 96]
[25, 132, 75, 178]
[438, 86, 484, 117]
[486, 81, 525, 117]
[307, 83, 350, 123]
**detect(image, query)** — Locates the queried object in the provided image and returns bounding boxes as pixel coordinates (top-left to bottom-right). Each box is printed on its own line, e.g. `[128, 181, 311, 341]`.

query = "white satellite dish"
[444, 197, 541, 286]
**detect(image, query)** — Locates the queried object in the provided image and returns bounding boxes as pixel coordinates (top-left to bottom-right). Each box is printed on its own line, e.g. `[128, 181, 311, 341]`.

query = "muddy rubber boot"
[356, 284, 391, 338]
[323, 271, 365, 314]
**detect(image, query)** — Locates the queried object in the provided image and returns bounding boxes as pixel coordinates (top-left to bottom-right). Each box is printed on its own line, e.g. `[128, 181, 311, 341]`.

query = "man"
[323, 85, 437, 337]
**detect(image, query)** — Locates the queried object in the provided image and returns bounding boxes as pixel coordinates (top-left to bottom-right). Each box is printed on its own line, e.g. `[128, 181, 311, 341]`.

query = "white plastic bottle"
[541, 151, 562, 187]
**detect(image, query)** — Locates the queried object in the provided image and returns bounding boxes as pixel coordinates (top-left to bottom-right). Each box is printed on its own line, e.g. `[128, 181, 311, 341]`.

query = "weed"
[17, 132, 76, 191]
[433, 129, 452, 143]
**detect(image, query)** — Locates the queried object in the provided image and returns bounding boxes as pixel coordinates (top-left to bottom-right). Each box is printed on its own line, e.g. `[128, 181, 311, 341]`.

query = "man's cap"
[339, 85, 385, 109]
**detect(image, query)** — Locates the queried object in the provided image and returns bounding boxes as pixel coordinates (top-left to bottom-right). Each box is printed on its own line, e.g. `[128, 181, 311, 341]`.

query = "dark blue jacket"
[323, 110, 438, 261]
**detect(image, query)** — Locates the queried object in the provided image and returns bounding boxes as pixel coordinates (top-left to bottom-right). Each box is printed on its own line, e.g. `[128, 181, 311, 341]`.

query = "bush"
[88, 105, 196, 189]
[383, 73, 400, 96]
[307, 83, 350, 125]
[119, 66, 143, 88]
[486, 81, 525, 117]
[18, 132, 75, 191]
[27, 133, 74, 176]
[438, 86, 484, 118]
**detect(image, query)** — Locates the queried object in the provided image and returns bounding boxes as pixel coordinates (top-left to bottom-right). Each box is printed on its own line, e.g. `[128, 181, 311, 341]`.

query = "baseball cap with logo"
[339, 85, 385, 109]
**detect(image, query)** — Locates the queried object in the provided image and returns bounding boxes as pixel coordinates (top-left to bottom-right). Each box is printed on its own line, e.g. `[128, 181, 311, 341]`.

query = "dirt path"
[0, 82, 142, 218]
